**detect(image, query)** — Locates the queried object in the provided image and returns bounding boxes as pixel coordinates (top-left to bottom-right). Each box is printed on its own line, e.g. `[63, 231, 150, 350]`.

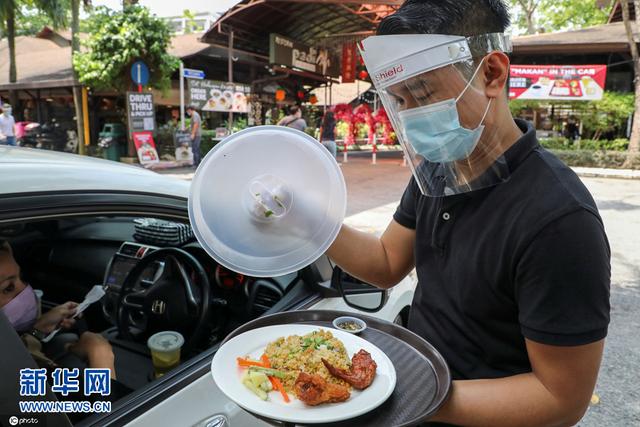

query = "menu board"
[174, 131, 194, 165]
[132, 131, 159, 165]
[188, 79, 250, 113]
[509, 65, 607, 101]
[126, 92, 156, 133]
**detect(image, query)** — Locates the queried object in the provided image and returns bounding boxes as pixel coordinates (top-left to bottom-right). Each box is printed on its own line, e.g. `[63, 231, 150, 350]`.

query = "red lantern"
[309, 94, 318, 105]
[358, 70, 369, 80]
[275, 88, 286, 102]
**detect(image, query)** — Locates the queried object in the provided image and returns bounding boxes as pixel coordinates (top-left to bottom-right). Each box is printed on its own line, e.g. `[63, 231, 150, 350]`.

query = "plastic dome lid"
[188, 125, 347, 277]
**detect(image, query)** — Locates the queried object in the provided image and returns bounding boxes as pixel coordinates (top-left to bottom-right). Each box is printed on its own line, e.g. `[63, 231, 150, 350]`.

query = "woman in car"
[0, 240, 116, 377]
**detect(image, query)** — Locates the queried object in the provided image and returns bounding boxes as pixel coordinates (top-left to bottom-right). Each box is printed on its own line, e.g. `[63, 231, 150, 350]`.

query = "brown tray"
[222, 310, 451, 427]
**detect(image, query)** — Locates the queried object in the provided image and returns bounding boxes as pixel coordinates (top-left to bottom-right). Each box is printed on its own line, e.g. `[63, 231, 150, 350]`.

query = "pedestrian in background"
[277, 105, 307, 132]
[186, 104, 202, 167]
[318, 111, 337, 158]
[0, 106, 16, 146]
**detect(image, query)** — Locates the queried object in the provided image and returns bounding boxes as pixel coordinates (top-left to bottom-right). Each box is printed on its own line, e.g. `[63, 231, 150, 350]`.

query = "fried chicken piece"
[294, 372, 351, 406]
[322, 349, 377, 390]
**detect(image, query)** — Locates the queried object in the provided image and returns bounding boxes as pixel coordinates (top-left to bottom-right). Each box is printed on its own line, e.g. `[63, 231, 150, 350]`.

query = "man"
[328, 1, 610, 426]
[186, 104, 202, 167]
[277, 105, 307, 132]
[0, 241, 116, 378]
[0, 106, 17, 146]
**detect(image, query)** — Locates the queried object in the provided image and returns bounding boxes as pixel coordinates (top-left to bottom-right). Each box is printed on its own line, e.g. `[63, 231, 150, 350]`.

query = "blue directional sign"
[131, 61, 150, 86]
[183, 68, 205, 79]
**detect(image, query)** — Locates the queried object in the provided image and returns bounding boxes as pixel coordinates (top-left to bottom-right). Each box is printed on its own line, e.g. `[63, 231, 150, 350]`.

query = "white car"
[0, 147, 415, 427]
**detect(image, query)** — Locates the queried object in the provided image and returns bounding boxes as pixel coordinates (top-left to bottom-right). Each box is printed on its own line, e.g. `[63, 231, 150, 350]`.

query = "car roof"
[0, 147, 190, 198]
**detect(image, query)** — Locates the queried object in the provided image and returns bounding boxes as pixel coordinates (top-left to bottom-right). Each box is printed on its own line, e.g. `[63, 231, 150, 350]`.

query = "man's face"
[0, 250, 26, 308]
[386, 63, 488, 130]
[186, 109, 192, 117]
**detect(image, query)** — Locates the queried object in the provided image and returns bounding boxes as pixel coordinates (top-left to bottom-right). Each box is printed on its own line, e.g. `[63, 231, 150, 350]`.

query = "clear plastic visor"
[377, 58, 510, 196]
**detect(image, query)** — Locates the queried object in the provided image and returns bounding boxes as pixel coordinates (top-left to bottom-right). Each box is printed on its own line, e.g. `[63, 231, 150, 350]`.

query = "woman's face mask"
[1, 285, 38, 332]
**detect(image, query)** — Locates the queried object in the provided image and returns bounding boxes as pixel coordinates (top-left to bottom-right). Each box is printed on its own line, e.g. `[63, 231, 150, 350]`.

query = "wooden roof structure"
[201, 0, 401, 59]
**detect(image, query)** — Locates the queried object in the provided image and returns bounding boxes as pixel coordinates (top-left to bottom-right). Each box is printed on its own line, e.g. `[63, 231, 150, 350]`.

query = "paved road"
[159, 157, 640, 425]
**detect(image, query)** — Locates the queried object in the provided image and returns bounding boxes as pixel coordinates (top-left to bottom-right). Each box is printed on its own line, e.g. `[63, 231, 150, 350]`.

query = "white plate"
[210, 324, 397, 424]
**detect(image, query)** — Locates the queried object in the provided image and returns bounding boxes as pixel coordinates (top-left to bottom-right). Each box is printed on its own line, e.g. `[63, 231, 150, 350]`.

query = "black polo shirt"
[394, 119, 610, 380]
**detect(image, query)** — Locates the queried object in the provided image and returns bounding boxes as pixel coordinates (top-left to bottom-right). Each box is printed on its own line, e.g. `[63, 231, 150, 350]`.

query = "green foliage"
[73, 5, 179, 92]
[200, 130, 218, 156]
[510, 92, 634, 140]
[540, 138, 629, 151]
[223, 116, 248, 134]
[509, 0, 609, 34]
[551, 149, 640, 169]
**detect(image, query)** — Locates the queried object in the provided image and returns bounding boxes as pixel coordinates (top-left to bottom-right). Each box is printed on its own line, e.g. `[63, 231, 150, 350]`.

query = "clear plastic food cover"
[189, 126, 346, 277]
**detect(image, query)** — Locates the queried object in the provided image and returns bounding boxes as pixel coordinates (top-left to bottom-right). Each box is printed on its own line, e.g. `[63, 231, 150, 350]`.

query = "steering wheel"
[116, 248, 210, 352]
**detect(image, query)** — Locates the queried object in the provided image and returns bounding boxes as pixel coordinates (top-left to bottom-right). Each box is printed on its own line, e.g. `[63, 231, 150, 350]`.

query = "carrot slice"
[272, 377, 290, 403]
[261, 354, 271, 367]
[260, 355, 289, 403]
[236, 357, 268, 368]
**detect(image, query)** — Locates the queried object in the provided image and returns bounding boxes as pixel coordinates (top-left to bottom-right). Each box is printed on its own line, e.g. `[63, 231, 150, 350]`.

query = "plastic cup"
[147, 331, 184, 378]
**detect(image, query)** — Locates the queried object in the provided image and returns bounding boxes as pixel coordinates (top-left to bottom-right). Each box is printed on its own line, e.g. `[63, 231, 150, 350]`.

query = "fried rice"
[263, 329, 351, 392]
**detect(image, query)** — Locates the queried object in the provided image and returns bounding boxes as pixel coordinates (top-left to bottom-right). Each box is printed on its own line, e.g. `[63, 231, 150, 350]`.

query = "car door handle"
[192, 414, 228, 427]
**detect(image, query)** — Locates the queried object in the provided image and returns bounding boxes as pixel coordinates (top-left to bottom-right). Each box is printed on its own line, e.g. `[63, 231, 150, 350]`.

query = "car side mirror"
[331, 266, 388, 313]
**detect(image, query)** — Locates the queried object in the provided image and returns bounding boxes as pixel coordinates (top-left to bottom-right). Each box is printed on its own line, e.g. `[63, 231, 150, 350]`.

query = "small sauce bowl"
[333, 316, 367, 334]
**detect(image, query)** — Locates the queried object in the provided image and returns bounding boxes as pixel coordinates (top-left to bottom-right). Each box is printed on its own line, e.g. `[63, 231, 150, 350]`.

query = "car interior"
[1, 214, 338, 418]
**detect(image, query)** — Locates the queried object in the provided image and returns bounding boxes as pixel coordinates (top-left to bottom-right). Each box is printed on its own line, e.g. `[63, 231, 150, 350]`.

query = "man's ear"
[483, 52, 510, 99]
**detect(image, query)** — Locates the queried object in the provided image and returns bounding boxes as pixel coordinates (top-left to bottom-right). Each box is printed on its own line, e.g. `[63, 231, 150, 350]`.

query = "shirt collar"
[503, 119, 539, 171]
[440, 119, 538, 203]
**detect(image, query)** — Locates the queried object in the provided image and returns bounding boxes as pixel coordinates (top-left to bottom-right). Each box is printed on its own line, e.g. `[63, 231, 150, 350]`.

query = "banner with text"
[270, 33, 340, 78]
[509, 65, 607, 101]
[342, 43, 357, 83]
[188, 79, 250, 113]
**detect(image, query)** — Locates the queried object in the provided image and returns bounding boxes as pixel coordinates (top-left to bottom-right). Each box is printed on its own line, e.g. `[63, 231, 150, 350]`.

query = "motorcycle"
[17, 119, 78, 153]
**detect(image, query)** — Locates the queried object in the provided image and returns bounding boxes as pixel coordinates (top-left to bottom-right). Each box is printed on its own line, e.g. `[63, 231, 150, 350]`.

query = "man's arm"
[327, 220, 415, 289]
[431, 338, 604, 427]
[191, 117, 200, 139]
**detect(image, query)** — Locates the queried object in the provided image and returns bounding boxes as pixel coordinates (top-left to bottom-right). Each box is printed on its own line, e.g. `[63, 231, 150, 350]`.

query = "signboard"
[269, 33, 340, 78]
[174, 131, 194, 165]
[183, 68, 205, 79]
[188, 79, 250, 113]
[126, 92, 156, 133]
[132, 131, 159, 165]
[131, 61, 150, 86]
[342, 43, 357, 83]
[509, 65, 607, 101]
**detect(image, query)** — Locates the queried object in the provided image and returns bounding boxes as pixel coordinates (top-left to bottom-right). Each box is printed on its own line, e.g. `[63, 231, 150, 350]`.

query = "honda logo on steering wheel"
[151, 300, 166, 314]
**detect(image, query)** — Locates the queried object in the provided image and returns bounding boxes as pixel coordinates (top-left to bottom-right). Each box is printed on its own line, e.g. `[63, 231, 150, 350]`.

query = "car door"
[0, 190, 326, 427]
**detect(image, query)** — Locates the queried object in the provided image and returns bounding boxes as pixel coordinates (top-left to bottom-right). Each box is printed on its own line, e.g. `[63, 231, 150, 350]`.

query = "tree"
[509, 0, 609, 34]
[73, 5, 179, 92]
[513, 0, 542, 34]
[1, 0, 66, 108]
[621, 0, 640, 160]
[70, 0, 90, 154]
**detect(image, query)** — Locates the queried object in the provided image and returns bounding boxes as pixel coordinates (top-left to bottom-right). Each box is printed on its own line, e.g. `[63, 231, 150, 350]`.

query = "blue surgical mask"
[398, 65, 492, 163]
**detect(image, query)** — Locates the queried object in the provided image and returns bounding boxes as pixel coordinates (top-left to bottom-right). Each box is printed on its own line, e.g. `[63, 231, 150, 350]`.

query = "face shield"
[360, 33, 512, 196]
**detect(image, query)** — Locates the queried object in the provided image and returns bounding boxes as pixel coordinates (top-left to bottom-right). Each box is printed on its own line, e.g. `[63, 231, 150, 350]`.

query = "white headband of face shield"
[359, 33, 511, 89]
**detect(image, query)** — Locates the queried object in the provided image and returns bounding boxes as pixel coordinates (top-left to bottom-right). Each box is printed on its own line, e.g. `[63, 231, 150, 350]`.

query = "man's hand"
[67, 332, 116, 379]
[33, 302, 78, 333]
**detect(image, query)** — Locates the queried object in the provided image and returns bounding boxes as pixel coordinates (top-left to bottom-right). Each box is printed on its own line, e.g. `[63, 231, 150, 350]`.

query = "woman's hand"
[67, 332, 116, 379]
[33, 302, 78, 333]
